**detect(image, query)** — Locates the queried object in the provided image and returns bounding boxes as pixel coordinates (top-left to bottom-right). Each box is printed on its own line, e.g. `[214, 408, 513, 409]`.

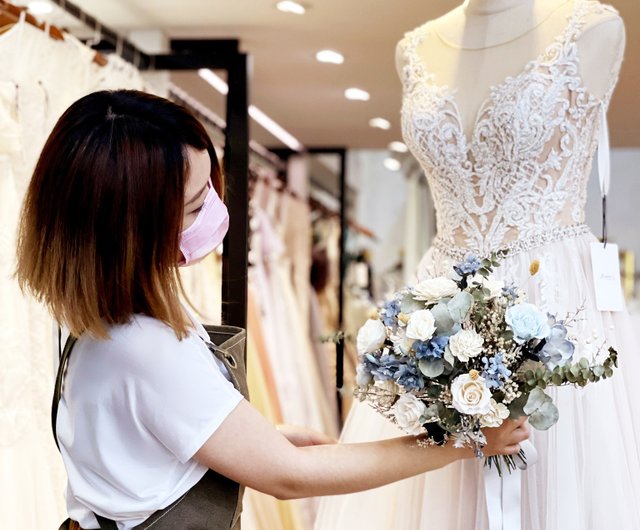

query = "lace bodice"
[400, 0, 620, 256]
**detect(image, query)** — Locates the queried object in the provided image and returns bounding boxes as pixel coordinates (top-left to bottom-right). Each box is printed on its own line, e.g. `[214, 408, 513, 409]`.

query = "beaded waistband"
[432, 224, 592, 262]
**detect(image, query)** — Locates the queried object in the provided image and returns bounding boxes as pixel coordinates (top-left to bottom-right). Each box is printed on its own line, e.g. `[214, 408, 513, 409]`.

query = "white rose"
[405, 310, 437, 342]
[449, 329, 484, 362]
[470, 274, 505, 299]
[480, 399, 510, 428]
[451, 372, 492, 415]
[412, 277, 460, 302]
[357, 319, 387, 355]
[392, 332, 416, 355]
[392, 393, 427, 435]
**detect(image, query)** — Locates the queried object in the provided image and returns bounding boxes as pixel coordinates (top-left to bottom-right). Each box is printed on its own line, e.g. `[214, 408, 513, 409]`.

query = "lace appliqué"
[400, 0, 620, 256]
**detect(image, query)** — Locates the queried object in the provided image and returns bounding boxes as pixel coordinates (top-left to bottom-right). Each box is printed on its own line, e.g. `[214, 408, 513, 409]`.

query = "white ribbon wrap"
[484, 440, 538, 530]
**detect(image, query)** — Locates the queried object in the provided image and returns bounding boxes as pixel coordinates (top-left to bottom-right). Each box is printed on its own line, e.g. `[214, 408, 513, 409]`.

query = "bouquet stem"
[485, 449, 527, 477]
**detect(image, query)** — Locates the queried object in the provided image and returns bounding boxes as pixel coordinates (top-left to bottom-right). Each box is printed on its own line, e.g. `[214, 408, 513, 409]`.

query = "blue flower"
[415, 335, 450, 361]
[454, 254, 482, 276]
[381, 299, 401, 327]
[393, 360, 424, 391]
[505, 303, 551, 344]
[363, 353, 401, 382]
[538, 323, 575, 370]
[482, 353, 512, 389]
[502, 285, 519, 300]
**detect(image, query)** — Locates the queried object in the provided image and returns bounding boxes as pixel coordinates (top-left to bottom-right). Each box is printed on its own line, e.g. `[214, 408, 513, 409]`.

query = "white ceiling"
[30, 0, 640, 149]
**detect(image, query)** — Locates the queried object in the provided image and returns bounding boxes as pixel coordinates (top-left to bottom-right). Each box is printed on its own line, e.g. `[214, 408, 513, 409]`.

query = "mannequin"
[315, 1, 640, 529]
[396, 0, 624, 138]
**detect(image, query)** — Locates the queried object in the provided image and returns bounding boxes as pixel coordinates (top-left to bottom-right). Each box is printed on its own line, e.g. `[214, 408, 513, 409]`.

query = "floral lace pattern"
[400, 0, 619, 256]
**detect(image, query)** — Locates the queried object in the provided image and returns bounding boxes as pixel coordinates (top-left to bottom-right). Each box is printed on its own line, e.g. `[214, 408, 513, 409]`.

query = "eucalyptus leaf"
[423, 404, 440, 421]
[524, 388, 559, 430]
[448, 291, 474, 323]
[401, 293, 425, 314]
[419, 358, 445, 378]
[444, 346, 455, 366]
[431, 302, 455, 334]
[509, 393, 528, 419]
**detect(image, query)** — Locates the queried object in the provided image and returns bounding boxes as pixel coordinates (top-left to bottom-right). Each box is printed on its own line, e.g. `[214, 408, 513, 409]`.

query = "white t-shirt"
[56, 314, 244, 529]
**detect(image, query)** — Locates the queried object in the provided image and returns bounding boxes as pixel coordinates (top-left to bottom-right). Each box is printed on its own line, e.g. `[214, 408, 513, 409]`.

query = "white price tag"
[590, 242, 624, 312]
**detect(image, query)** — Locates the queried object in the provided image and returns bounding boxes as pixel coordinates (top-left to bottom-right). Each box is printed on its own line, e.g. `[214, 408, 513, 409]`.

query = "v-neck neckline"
[406, 0, 584, 148]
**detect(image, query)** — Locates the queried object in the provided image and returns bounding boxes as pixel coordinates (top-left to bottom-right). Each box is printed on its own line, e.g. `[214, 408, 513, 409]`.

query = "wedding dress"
[314, 1, 640, 528]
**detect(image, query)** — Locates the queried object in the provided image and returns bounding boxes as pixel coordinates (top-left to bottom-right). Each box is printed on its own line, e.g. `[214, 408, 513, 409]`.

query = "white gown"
[315, 1, 640, 529]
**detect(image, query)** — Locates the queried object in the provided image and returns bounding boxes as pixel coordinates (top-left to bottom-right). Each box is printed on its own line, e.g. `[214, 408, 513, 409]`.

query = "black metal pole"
[336, 149, 347, 421]
[222, 54, 250, 330]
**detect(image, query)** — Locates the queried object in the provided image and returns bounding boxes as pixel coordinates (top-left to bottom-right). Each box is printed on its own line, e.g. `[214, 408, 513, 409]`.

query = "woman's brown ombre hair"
[16, 90, 223, 339]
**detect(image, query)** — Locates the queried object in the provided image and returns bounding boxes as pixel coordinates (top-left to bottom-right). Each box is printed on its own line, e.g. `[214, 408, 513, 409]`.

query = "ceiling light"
[369, 118, 391, 130]
[276, 1, 306, 15]
[384, 158, 402, 172]
[248, 106, 304, 152]
[198, 68, 304, 152]
[28, 1, 53, 14]
[345, 88, 370, 101]
[198, 68, 229, 95]
[316, 50, 344, 65]
[389, 141, 409, 153]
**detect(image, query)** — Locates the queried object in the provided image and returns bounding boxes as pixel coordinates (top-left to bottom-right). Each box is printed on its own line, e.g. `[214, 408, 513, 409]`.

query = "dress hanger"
[0, 0, 64, 40]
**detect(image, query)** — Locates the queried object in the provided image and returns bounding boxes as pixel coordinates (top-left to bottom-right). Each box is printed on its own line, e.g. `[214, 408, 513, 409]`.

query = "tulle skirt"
[314, 232, 640, 530]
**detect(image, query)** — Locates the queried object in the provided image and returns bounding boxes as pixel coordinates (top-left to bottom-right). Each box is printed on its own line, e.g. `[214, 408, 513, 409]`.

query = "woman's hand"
[483, 417, 530, 456]
[276, 424, 337, 447]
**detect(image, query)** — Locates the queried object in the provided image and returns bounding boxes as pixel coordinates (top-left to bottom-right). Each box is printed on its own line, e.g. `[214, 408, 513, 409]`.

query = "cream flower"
[405, 310, 437, 342]
[357, 319, 387, 355]
[449, 329, 484, 363]
[412, 277, 460, 302]
[451, 371, 492, 415]
[480, 399, 510, 428]
[470, 274, 505, 299]
[391, 393, 427, 435]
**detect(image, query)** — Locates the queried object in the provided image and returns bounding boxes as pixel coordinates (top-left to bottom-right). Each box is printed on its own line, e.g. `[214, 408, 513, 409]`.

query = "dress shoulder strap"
[561, 0, 620, 46]
[397, 21, 434, 90]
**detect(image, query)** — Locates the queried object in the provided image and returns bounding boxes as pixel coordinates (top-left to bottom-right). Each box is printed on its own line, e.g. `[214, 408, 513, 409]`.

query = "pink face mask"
[179, 185, 229, 266]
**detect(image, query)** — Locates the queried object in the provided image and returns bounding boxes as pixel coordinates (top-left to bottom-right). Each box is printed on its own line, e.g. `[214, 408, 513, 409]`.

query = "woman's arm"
[194, 400, 528, 500]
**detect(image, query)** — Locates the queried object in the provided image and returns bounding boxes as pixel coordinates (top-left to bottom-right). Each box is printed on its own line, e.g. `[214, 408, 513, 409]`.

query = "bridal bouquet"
[355, 252, 618, 471]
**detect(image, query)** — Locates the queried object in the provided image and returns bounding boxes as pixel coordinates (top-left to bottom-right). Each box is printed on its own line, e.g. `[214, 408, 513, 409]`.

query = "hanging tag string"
[597, 101, 610, 248]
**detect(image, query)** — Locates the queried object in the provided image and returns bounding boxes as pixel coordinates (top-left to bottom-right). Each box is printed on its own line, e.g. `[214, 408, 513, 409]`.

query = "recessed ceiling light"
[28, 1, 53, 14]
[384, 158, 402, 172]
[276, 1, 306, 15]
[389, 141, 409, 153]
[316, 50, 344, 65]
[369, 118, 391, 130]
[345, 88, 370, 101]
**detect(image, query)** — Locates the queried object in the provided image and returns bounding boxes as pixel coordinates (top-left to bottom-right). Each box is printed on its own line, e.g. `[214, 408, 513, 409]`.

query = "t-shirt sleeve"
[134, 331, 244, 463]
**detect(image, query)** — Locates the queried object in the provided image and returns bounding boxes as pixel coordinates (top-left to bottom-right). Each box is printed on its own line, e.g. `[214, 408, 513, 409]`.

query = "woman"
[15, 90, 528, 530]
